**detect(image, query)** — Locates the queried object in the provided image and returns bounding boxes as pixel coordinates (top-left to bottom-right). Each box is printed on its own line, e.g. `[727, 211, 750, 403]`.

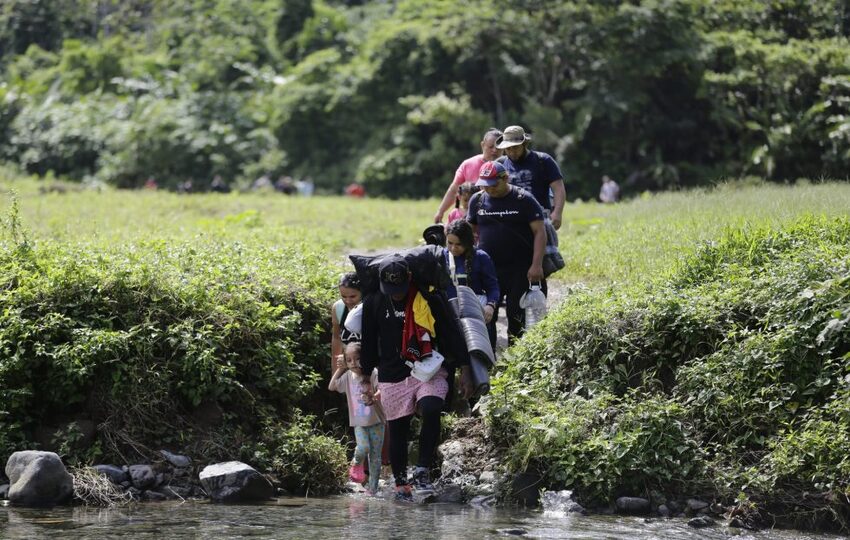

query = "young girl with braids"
[443, 219, 500, 347]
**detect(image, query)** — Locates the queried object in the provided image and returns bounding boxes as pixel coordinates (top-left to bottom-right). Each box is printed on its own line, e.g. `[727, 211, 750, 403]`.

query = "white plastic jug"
[519, 282, 547, 329]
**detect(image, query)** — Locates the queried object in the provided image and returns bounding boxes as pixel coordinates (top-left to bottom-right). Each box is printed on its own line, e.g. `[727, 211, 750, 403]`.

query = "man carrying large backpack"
[358, 253, 472, 500]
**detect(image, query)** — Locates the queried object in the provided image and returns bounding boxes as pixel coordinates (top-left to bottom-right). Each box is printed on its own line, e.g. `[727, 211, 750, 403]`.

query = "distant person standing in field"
[433, 128, 503, 224]
[599, 175, 620, 203]
[496, 125, 566, 230]
[467, 161, 546, 345]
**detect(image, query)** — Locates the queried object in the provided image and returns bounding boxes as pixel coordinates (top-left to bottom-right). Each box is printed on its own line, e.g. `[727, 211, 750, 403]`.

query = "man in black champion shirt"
[467, 161, 546, 344]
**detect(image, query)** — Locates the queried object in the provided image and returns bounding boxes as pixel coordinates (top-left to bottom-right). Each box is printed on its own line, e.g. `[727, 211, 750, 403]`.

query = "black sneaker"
[411, 469, 433, 491]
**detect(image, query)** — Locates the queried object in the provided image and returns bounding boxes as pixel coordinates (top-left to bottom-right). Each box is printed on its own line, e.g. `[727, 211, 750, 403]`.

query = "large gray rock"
[198, 461, 273, 503]
[93, 464, 128, 485]
[128, 465, 156, 490]
[159, 450, 191, 469]
[616, 496, 651, 514]
[5, 451, 73, 506]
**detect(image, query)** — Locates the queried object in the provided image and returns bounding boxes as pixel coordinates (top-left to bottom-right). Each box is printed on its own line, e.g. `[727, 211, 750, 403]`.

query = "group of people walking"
[328, 125, 566, 501]
[439, 125, 565, 344]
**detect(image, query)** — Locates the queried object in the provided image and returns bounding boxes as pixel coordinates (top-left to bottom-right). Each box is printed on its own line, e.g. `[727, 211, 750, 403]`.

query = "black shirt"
[468, 185, 544, 269]
[360, 292, 412, 383]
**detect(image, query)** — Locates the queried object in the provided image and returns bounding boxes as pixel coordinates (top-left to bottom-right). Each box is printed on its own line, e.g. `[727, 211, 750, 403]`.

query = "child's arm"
[328, 356, 347, 391]
[366, 370, 381, 404]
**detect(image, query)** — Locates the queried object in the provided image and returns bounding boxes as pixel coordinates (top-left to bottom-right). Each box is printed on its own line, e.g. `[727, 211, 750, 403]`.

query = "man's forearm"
[531, 221, 546, 264]
[550, 180, 566, 222]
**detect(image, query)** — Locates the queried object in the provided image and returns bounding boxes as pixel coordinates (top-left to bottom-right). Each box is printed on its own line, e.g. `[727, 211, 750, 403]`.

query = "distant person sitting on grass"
[329, 342, 385, 496]
[345, 182, 366, 197]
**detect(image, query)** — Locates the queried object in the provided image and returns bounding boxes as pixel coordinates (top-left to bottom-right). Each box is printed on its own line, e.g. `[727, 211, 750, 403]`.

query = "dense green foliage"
[0, 193, 348, 491]
[489, 216, 850, 528]
[0, 1, 848, 198]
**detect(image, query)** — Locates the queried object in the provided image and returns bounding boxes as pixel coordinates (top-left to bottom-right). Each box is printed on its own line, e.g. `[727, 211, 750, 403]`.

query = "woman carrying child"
[328, 341, 385, 495]
[444, 219, 500, 349]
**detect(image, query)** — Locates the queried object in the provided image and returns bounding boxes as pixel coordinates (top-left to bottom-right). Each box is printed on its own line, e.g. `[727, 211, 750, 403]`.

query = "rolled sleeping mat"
[449, 297, 460, 318]
[469, 354, 490, 395]
[460, 317, 495, 367]
[455, 285, 485, 322]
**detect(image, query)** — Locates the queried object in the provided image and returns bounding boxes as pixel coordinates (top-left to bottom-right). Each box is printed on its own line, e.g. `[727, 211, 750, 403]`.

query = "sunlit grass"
[560, 181, 850, 285]
[2, 172, 849, 288]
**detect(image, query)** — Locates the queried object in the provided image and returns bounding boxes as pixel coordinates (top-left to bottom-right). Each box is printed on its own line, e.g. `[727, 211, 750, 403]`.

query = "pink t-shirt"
[453, 154, 487, 186]
[447, 208, 466, 223]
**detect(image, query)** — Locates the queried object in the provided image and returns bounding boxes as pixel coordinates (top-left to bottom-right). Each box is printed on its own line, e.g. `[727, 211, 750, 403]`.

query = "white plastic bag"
[343, 303, 363, 335]
[406, 350, 445, 382]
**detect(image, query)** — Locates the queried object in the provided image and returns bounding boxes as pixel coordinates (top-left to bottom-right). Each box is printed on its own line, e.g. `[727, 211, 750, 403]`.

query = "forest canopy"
[0, 0, 848, 198]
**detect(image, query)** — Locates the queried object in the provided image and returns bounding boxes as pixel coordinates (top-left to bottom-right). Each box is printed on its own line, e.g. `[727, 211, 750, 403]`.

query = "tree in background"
[0, 0, 848, 197]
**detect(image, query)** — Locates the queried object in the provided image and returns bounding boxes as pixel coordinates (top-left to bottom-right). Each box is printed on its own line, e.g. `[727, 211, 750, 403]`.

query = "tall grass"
[560, 181, 850, 285]
[2, 174, 849, 508]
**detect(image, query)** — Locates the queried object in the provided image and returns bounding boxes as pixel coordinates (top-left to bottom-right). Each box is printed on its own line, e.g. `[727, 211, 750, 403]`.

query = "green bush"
[247, 413, 347, 496]
[0, 217, 337, 464]
[489, 216, 850, 524]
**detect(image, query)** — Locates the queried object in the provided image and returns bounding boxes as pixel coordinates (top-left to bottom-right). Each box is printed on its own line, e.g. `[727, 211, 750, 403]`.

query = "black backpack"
[348, 244, 450, 296]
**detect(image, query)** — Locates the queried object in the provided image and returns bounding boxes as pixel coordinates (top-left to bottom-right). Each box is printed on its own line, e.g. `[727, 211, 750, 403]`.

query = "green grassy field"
[4, 172, 849, 288]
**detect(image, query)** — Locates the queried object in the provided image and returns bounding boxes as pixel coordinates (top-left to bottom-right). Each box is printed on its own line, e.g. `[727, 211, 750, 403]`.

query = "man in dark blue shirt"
[496, 125, 566, 230]
[467, 161, 546, 344]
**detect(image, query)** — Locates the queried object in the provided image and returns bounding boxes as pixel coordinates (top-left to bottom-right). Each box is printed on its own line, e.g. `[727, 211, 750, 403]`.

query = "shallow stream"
[1, 496, 844, 539]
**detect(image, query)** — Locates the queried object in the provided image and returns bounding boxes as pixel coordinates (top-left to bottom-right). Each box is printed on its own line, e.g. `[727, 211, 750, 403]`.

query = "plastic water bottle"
[521, 284, 547, 329]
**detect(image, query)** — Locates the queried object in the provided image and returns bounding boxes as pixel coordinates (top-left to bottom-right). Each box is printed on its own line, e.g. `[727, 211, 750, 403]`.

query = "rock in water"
[5, 451, 73, 507]
[688, 516, 715, 528]
[159, 450, 191, 469]
[93, 464, 129, 485]
[616, 496, 651, 514]
[199, 461, 273, 503]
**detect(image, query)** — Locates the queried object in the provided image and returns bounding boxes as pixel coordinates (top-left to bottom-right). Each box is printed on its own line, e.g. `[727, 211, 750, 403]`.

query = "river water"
[0, 496, 844, 540]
